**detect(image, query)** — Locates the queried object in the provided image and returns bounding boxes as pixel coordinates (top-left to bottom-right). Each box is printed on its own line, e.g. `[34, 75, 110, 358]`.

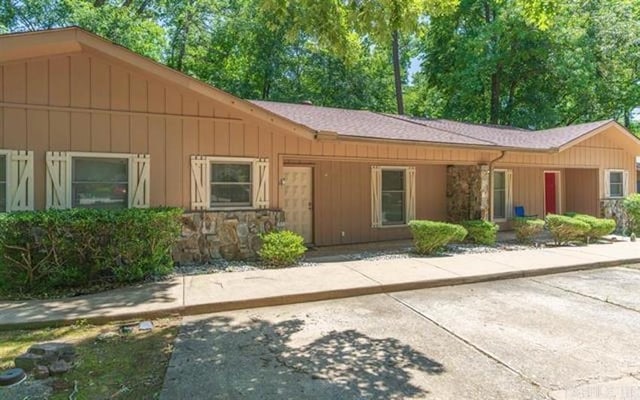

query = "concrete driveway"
[160, 266, 640, 399]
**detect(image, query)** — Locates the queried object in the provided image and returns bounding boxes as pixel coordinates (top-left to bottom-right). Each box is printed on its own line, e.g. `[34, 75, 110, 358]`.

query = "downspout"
[487, 151, 507, 221]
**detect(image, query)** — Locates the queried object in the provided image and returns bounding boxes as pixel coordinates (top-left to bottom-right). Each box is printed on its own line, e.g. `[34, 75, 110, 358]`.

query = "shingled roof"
[252, 100, 625, 152]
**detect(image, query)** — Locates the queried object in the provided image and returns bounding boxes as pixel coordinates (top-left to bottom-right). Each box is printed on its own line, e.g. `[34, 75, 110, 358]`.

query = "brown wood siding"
[1, 48, 637, 246]
[312, 161, 446, 246]
[565, 169, 599, 216]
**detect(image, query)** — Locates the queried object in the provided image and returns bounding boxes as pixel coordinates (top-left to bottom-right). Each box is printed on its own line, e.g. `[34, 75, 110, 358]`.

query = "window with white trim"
[371, 166, 416, 227]
[606, 170, 626, 198]
[0, 155, 6, 212]
[382, 169, 405, 225]
[492, 169, 512, 221]
[493, 171, 506, 220]
[72, 157, 129, 209]
[210, 162, 252, 208]
[190, 156, 269, 210]
[46, 152, 150, 209]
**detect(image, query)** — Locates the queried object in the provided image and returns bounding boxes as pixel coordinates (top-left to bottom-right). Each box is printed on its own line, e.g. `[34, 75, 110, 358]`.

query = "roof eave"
[332, 134, 558, 153]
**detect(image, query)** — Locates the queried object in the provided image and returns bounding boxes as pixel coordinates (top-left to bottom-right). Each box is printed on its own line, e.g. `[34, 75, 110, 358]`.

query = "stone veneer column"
[446, 165, 489, 222]
[600, 199, 628, 234]
[172, 209, 286, 264]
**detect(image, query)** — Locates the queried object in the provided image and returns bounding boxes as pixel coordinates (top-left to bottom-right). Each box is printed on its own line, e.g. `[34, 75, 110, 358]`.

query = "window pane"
[382, 191, 405, 225]
[211, 183, 252, 206]
[610, 172, 623, 184]
[0, 155, 5, 212]
[493, 190, 506, 219]
[0, 155, 5, 182]
[0, 184, 5, 212]
[73, 183, 128, 209]
[493, 171, 505, 190]
[73, 158, 128, 182]
[382, 170, 404, 191]
[610, 183, 623, 197]
[72, 158, 128, 209]
[211, 163, 251, 183]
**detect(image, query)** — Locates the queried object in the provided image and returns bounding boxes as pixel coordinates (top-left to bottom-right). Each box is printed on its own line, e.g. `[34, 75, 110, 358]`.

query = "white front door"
[283, 166, 313, 243]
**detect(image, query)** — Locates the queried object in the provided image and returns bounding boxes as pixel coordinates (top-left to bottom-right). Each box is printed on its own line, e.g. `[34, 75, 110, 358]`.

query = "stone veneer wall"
[600, 199, 628, 234]
[446, 165, 490, 222]
[173, 209, 285, 264]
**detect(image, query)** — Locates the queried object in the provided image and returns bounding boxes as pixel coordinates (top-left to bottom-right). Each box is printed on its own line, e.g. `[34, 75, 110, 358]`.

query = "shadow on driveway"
[161, 315, 444, 399]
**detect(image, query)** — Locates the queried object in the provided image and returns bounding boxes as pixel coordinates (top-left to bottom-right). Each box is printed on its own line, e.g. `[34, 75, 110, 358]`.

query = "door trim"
[282, 166, 314, 244]
[543, 170, 561, 215]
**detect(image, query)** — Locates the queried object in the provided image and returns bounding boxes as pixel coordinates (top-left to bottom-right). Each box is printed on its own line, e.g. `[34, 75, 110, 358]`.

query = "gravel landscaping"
[174, 234, 629, 277]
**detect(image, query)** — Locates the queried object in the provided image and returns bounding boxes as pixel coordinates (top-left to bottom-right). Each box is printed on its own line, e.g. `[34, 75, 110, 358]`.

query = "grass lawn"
[0, 318, 179, 400]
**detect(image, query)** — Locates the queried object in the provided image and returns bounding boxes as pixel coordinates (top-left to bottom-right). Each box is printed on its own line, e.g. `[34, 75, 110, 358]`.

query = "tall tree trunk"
[624, 108, 631, 128]
[392, 30, 404, 115]
[489, 71, 501, 124]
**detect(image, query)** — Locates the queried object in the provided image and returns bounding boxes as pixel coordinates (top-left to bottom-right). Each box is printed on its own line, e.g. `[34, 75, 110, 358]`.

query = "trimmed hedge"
[408, 220, 468, 255]
[258, 230, 307, 267]
[545, 214, 590, 245]
[461, 220, 498, 245]
[623, 194, 640, 235]
[0, 208, 182, 295]
[512, 217, 545, 243]
[572, 214, 616, 242]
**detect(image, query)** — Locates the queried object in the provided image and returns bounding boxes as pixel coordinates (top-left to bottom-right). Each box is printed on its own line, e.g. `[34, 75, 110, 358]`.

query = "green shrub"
[623, 194, 640, 235]
[408, 220, 468, 255]
[0, 208, 182, 295]
[460, 220, 498, 245]
[258, 230, 307, 267]
[572, 214, 616, 242]
[544, 214, 590, 245]
[512, 217, 545, 243]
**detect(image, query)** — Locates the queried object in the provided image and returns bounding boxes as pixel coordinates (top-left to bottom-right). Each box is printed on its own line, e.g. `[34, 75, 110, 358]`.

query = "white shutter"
[129, 154, 150, 208]
[46, 151, 70, 209]
[253, 158, 269, 209]
[604, 169, 611, 198]
[371, 166, 382, 227]
[506, 170, 513, 218]
[190, 155, 209, 210]
[623, 170, 629, 196]
[7, 150, 34, 211]
[406, 167, 416, 222]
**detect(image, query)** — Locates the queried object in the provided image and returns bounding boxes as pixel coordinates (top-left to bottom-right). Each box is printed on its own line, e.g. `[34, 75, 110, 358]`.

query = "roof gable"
[0, 27, 316, 141]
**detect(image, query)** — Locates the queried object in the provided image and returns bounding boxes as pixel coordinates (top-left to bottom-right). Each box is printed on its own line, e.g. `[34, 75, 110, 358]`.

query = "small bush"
[572, 214, 616, 242]
[545, 214, 590, 245]
[512, 217, 545, 243]
[623, 194, 640, 235]
[461, 220, 499, 245]
[258, 230, 307, 267]
[408, 220, 467, 255]
[0, 208, 182, 296]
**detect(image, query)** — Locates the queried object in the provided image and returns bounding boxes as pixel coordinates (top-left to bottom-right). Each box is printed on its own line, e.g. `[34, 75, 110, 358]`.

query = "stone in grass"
[29, 343, 75, 357]
[48, 360, 71, 376]
[14, 353, 43, 372]
[29, 342, 76, 362]
[33, 365, 50, 380]
[97, 331, 120, 341]
[139, 321, 154, 331]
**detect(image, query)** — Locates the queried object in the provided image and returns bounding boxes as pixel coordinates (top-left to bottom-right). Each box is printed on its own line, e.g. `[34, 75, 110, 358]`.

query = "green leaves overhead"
[1, 0, 638, 131]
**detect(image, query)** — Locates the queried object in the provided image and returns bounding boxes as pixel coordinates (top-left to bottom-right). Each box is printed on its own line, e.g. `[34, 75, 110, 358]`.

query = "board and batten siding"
[310, 161, 447, 246]
[0, 49, 501, 212]
[1, 47, 638, 247]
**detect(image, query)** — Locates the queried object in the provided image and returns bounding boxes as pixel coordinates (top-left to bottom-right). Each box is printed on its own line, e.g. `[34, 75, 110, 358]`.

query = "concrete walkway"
[1, 241, 639, 329]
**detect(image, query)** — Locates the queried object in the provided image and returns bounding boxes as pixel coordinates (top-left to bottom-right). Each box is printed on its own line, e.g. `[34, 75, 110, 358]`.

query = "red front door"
[544, 172, 557, 215]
